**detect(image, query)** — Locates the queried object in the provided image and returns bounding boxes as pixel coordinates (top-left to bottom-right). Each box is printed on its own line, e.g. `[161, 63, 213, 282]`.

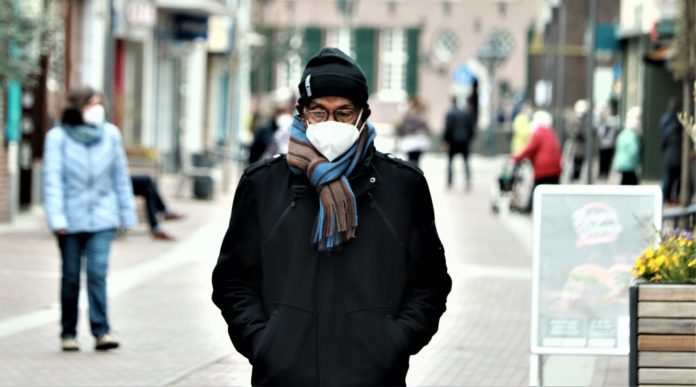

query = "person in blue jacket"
[612, 106, 642, 185]
[43, 87, 137, 352]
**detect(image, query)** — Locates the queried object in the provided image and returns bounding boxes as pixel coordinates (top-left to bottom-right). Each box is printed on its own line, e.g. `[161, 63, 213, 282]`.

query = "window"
[276, 52, 303, 96]
[378, 29, 407, 101]
[326, 28, 354, 57]
[276, 31, 303, 95]
[433, 28, 459, 63]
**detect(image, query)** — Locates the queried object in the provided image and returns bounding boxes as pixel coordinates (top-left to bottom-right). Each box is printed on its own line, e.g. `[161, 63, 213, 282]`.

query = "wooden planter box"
[629, 283, 696, 386]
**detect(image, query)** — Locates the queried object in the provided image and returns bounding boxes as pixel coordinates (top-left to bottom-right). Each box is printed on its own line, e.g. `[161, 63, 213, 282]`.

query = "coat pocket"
[347, 307, 410, 385]
[252, 307, 280, 362]
[250, 303, 318, 385]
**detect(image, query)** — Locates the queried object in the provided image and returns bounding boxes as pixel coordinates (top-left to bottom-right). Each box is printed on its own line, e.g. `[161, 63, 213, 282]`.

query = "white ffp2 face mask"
[306, 110, 364, 162]
[83, 105, 106, 126]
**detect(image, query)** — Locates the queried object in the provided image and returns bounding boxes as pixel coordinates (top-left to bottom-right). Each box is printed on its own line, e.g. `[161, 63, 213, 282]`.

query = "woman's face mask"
[83, 104, 106, 126]
[306, 109, 365, 162]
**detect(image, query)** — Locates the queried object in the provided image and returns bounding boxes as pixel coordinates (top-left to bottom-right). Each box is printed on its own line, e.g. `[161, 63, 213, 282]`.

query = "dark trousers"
[598, 148, 614, 179]
[620, 171, 639, 185]
[662, 165, 681, 202]
[407, 151, 423, 167]
[58, 229, 116, 338]
[522, 175, 560, 213]
[447, 145, 471, 187]
[571, 156, 584, 181]
[131, 175, 166, 230]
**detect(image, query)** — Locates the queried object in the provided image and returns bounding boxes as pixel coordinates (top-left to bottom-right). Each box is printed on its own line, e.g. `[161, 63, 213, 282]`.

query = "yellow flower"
[645, 248, 655, 258]
[633, 230, 696, 282]
[635, 264, 646, 276]
[671, 255, 681, 267]
[656, 255, 667, 268]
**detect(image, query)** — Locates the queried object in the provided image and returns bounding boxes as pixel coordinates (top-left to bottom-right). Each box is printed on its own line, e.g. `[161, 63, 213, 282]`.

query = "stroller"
[491, 159, 533, 214]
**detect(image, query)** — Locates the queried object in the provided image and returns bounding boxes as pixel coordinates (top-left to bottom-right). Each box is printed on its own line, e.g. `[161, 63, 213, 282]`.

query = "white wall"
[141, 36, 156, 147]
[81, 0, 108, 89]
[154, 56, 177, 162]
[183, 41, 208, 152]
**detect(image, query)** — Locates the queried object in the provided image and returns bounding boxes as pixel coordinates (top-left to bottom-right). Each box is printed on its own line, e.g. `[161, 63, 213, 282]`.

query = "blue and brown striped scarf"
[287, 116, 377, 252]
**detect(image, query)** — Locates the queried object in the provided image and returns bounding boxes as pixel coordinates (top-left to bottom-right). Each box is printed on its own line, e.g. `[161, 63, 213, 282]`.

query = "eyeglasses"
[303, 108, 358, 124]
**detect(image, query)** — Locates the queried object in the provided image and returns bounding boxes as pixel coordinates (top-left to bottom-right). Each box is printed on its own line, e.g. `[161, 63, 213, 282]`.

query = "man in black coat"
[212, 47, 451, 386]
[660, 98, 683, 204]
[443, 96, 475, 190]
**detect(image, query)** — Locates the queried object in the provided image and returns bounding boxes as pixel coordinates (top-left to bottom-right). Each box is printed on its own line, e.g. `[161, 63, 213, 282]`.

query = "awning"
[155, 0, 234, 16]
[643, 44, 674, 63]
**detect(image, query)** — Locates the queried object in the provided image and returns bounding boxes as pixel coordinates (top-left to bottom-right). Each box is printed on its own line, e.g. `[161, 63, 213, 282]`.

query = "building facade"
[0, 0, 246, 222]
[617, 0, 681, 179]
[249, 0, 538, 141]
[528, 0, 621, 139]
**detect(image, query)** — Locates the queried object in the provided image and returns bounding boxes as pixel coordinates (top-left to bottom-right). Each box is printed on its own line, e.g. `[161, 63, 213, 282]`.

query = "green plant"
[0, 1, 60, 88]
[633, 229, 696, 283]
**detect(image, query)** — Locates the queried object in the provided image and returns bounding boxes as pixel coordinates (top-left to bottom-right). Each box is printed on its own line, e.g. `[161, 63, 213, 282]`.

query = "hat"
[297, 47, 369, 107]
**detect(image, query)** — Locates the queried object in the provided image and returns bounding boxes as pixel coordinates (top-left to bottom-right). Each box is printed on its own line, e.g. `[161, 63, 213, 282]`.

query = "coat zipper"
[87, 144, 94, 229]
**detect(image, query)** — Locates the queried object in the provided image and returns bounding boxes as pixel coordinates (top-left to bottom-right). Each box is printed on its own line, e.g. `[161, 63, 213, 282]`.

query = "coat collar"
[349, 163, 380, 198]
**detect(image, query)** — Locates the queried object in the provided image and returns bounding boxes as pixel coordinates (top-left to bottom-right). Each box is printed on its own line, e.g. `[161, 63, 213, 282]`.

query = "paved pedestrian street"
[0, 153, 627, 386]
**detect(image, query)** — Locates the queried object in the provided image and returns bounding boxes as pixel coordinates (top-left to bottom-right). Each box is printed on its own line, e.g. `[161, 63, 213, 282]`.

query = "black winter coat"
[443, 107, 475, 148]
[212, 148, 451, 386]
[660, 111, 683, 168]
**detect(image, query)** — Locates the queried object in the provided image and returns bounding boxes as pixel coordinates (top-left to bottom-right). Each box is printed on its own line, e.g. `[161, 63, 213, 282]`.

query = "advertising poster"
[531, 185, 662, 355]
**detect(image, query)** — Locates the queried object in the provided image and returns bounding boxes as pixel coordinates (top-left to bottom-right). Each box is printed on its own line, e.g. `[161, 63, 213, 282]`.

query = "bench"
[662, 203, 696, 229]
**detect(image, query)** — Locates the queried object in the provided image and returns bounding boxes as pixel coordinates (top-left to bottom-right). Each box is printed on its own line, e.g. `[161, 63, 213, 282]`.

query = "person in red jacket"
[510, 110, 562, 212]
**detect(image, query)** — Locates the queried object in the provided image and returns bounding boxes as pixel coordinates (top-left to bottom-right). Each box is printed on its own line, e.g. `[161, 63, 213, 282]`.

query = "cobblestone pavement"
[0, 153, 628, 386]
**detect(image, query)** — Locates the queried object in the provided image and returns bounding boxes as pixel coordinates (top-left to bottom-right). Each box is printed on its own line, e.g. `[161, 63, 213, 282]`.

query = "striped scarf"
[287, 116, 377, 252]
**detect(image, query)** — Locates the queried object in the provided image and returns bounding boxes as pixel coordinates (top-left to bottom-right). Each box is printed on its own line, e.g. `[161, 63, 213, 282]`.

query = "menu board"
[531, 185, 662, 355]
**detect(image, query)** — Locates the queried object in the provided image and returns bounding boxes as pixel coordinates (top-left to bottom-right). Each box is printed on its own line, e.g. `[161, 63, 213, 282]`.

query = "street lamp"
[476, 29, 514, 154]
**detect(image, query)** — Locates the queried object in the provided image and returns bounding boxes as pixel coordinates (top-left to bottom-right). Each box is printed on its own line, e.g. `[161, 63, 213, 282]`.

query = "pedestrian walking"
[248, 104, 292, 164]
[510, 102, 533, 155]
[267, 103, 295, 156]
[443, 96, 476, 190]
[510, 110, 562, 212]
[659, 98, 683, 203]
[130, 174, 185, 240]
[567, 99, 589, 181]
[211, 47, 451, 386]
[43, 87, 137, 351]
[613, 106, 642, 185]
[596, 102, 619, 180]
[395, 96, 431, 167]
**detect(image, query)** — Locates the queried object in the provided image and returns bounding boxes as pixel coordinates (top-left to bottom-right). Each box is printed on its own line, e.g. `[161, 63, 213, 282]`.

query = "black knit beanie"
[297, 47, 369, 108]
